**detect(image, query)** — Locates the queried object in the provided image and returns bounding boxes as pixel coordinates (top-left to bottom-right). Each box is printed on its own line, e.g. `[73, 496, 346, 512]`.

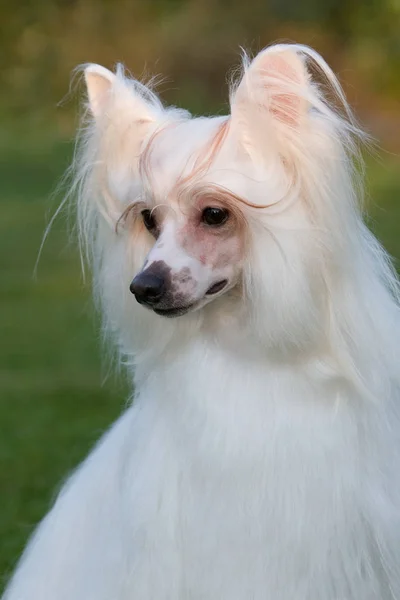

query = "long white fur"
[3, 43, 400, 600]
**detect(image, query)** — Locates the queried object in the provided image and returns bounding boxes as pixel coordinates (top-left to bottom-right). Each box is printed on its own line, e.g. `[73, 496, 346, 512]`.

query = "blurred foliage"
[0, 0, 399, 147]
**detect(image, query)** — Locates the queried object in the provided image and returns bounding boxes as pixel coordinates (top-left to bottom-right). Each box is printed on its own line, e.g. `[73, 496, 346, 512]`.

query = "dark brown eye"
[201, 207, 229, 227]
[141, 209, 156, 233]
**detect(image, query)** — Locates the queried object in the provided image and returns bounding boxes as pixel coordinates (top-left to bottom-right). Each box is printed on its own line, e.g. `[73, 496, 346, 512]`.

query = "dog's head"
[77, 46, 363, 353]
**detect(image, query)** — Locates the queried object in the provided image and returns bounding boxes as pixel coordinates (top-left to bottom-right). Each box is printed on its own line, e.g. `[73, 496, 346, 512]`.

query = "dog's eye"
[202, 207, 229, 227]
[141, 209, 156, 233]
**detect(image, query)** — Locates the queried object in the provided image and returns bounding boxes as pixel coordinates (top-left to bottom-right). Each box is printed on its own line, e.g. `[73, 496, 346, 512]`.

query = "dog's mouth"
[153, 304, 195, 318]
[206, 279, 228, 296]
[136, 280, 229, 319]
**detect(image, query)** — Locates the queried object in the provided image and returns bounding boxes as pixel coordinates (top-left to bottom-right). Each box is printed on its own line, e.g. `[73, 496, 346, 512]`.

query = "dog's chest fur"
[4, 339, 400, 600]
[115, 341, 400, 599]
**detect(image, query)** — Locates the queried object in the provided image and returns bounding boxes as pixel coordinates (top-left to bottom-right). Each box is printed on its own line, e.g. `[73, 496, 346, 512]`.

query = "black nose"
[129, 271, 165, 305]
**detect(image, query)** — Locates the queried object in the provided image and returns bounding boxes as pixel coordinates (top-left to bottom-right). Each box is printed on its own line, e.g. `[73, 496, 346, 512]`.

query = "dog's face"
[110, 116, 248, 317]
[82, 47, 337, 348]
[129, 196, 245, 317]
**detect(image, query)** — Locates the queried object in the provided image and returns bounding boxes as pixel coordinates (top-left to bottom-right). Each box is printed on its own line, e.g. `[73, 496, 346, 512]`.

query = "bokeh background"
[1, 0, 399, 588]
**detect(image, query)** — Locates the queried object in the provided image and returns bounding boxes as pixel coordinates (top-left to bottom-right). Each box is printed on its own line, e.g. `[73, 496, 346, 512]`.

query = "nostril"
[146, 281, 164, 300]
[129, 272, 165, 304]
[129, 280, 136, 295]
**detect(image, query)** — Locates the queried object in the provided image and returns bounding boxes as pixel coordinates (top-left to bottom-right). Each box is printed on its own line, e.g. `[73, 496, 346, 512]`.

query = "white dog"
[3, 44, 400, 599]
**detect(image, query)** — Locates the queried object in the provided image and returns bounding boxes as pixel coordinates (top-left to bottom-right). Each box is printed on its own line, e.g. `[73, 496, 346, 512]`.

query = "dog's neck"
[132, 313, 335, 400]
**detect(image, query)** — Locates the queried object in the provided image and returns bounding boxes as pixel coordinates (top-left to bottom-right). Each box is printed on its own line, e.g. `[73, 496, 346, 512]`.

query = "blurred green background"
[1, 0, 399, 589]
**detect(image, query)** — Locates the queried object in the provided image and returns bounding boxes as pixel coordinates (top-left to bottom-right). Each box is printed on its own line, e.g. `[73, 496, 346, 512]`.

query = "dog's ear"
[84, 64, 157, 126]
[80, 65, 163, 224]
[85, 65, 116, 118]
[230, 46, 310, 159]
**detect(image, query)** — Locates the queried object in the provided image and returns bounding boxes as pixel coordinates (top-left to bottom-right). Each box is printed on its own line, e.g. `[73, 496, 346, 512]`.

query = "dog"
[3, 43, 400, 599]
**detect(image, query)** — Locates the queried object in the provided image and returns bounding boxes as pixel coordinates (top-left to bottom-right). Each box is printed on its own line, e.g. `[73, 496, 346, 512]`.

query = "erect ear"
[230, 46, 310, 158]
[84, 63, 157, 125]
[82, 64, 162, 216]
[84, 64, 115, 118]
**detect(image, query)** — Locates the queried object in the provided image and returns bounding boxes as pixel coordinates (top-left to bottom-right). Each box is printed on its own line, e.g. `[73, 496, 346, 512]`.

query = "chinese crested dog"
[3, 44, 400, 600]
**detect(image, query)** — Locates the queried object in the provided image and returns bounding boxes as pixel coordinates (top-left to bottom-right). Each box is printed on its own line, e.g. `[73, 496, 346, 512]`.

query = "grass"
[0, 136, 399, 591]
[0, 138, 128, 589]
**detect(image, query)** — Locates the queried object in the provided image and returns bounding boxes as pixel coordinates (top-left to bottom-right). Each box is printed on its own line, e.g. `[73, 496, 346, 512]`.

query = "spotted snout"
[130, 260, 197, 317]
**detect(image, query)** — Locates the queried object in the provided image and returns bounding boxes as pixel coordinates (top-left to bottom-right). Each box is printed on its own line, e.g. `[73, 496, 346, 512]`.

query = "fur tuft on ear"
[83, 63, 162, 127]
